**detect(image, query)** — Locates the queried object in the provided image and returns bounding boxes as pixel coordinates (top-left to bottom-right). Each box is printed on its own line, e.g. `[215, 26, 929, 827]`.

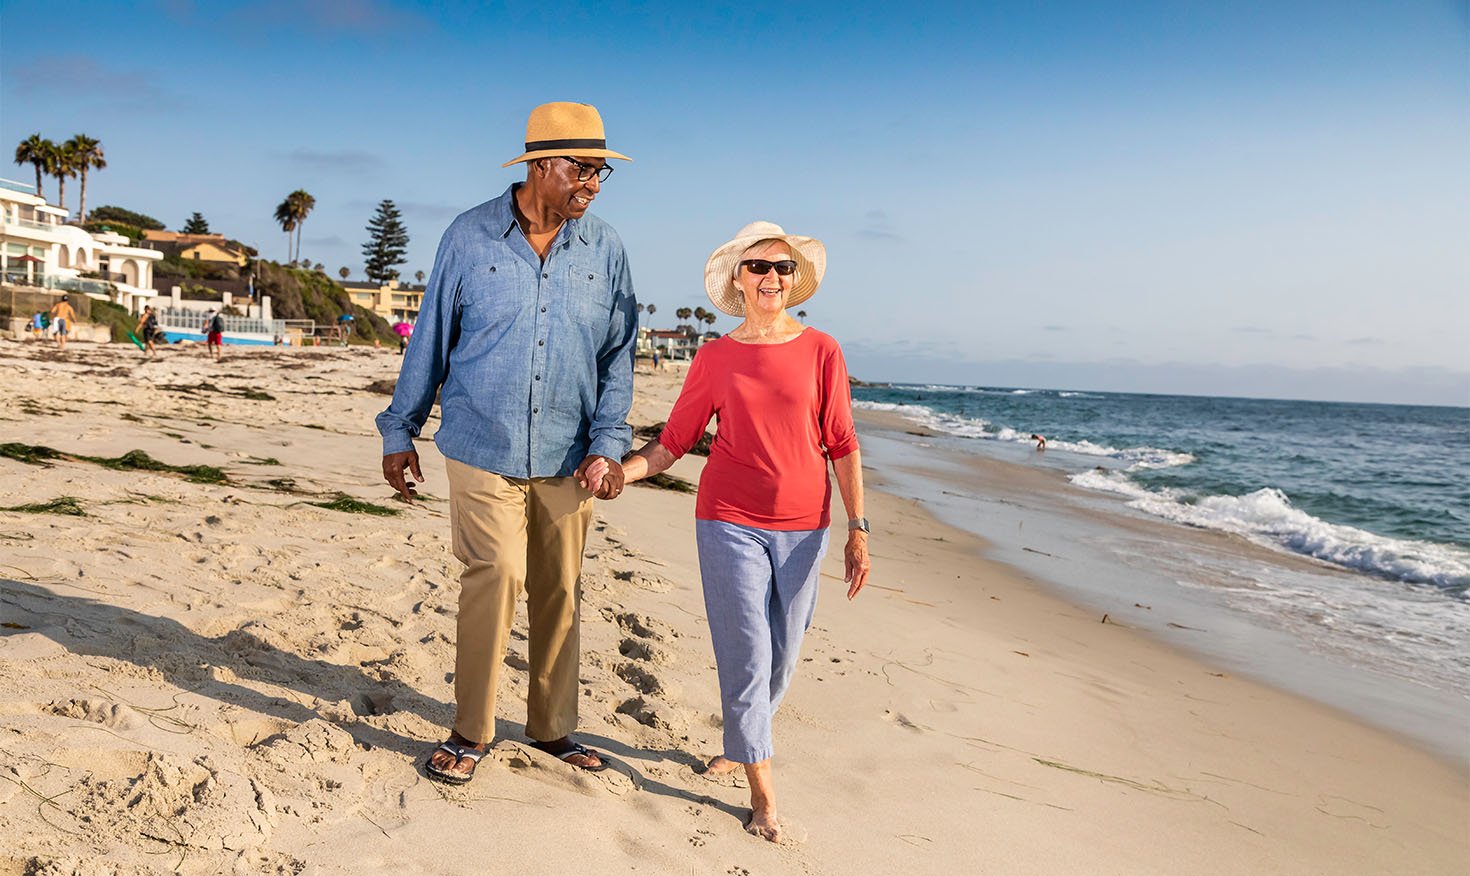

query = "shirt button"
[587, 274, 593, 280]
[542, 272, 549, 279]
[540, 305, 547, 312]
[538, 339, 545, 346]
[533, 407, 539, 414]
[534, 374, 541, 381]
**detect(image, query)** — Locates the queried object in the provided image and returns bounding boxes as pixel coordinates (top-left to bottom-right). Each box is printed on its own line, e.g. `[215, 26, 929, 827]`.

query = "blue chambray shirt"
[375, 185, 637, 478]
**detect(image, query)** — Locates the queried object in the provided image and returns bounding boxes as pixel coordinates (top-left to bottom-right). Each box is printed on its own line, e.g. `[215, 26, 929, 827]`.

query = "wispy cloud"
[4, 56, 181, 111]
[279, 148, 385, 176]
[1347, 336, 1383, 345]
[857, 209, 906, 243]
[1043, 325, 1069, 332]
[302, 235, 346, 247]
[164, 0, 431, 37]
[1232, 325, 1272, 334]
[1292, 333, 1316, 341]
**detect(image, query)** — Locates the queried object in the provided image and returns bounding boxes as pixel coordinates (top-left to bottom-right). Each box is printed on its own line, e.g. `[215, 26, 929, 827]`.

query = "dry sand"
[0, 339, 1464, 875]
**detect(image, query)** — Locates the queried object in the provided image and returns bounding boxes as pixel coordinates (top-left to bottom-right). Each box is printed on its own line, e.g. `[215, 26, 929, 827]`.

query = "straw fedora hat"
[501, 102, 632, 168]
[703, 221, 826, 317]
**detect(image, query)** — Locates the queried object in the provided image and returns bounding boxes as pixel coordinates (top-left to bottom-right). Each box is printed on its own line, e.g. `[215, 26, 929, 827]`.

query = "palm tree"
[646, 303, 656, 325]
[415, 270, 425, 285]
[286, 189, 315, 262]
[676, 306, 692, 325]
[796, 309, 807, 321]
[636, 302, 645, 327]
[703, 312, 717, 329]
[273, 198, 296, 261]
[339, 266, 350, 280]
[65, 134, 105, 223]
[51, 140, 78, 211]
[13, 134, 55, 200]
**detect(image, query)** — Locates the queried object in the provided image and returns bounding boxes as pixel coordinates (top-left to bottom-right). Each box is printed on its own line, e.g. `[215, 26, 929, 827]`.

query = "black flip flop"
[531, 739, 610, 772]
[426, 740, 486, 784]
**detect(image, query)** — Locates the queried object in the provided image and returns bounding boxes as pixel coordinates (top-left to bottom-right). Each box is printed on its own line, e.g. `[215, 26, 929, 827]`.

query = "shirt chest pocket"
[459, 263, 524, 327]
[565, 263, 614, 329]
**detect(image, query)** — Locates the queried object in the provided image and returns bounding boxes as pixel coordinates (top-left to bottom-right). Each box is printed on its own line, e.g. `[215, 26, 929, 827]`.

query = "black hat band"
[524, 138, 606, 152]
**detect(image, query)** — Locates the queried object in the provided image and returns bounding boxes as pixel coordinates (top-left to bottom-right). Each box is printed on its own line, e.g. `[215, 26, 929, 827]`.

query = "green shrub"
[89, 205, 165, 230]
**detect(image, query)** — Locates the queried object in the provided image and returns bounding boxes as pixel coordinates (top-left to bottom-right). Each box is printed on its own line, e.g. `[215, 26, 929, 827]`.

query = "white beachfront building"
[0, 177, 163, 312]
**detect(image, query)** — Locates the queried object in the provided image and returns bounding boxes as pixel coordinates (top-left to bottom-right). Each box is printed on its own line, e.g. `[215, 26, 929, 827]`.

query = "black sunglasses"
[560, 156, 613, 183]
[739, 259, 797, 276]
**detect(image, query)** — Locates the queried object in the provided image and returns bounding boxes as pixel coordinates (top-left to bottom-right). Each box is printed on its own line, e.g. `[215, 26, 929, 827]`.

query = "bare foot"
[703, 755, 739, 776]
[745, 806, 782, 843]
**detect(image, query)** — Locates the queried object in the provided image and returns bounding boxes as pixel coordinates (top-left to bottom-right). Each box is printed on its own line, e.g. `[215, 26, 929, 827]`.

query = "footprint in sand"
[612, 569, 672, 592]
[617, 636, 665, 663]
[615, 662, 664, 696]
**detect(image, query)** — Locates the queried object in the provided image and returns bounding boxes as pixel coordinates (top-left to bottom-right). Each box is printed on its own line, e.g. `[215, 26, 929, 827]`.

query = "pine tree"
[362, 199, 409, 284]
[182, 212, 209, 234]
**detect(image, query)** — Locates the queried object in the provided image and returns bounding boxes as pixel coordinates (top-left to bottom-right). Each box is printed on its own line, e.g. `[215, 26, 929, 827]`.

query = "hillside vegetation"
[252, 261, 398, 344]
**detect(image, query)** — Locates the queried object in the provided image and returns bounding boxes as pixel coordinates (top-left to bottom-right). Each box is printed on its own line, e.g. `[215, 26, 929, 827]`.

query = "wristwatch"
[848, 517, 870, 534]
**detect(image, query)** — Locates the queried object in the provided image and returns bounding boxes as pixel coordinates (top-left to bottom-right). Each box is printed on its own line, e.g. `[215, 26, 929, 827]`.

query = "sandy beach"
[0, 339, 1465, 875]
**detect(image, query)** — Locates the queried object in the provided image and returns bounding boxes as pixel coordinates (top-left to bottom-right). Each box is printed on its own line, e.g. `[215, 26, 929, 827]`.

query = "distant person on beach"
[48, 297, 76, 351]
[376, 101, 637, 785]
[204, 310, 224, 361]
[1031, 433, 1046, 450]
[651, 349, 660, 370]
[616, 221, 870, 843]
[135, 306, 160, 357]
[30, 312, 44, 339]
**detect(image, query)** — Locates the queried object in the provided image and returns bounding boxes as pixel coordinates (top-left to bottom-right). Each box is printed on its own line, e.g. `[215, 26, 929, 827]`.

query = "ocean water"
[853, 384, 1470, 715]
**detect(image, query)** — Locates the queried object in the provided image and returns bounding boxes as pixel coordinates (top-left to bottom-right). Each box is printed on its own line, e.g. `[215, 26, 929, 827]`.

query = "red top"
[658, 328, 859, 530]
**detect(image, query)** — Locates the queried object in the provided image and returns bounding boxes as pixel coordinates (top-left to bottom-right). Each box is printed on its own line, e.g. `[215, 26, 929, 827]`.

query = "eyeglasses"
[561, 156, 614, 183]
[739, 259, 797, 276]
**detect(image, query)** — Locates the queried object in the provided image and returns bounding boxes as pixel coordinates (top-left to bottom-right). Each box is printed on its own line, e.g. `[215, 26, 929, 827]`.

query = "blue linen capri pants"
[695, 519, 830, 764]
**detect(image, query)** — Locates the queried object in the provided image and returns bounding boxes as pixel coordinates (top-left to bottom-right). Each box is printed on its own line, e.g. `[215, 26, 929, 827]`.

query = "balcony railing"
[0, 178, 37, 195]
[1, 271, 116, 295]
[159, 307, 285, 337]
[3, 216, 61, 233]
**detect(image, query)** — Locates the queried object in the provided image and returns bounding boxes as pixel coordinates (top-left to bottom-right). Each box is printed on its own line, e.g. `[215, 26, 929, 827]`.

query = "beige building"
[342, 278, 422, 323]
[142, 230, 250, 266]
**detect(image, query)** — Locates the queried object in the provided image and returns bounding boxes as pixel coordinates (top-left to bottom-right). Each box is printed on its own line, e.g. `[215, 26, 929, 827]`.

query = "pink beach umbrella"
[392, 322, 413, 337]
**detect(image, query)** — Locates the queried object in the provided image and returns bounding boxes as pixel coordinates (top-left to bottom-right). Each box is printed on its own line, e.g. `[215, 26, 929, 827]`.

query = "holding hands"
[576, 454, 625, 499]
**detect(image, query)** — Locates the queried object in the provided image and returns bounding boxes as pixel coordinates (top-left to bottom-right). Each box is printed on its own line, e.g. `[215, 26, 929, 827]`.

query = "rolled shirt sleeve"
[656, 348, 715, 459]
[820, 342, 859, 460]
[375, 231, 460, 456]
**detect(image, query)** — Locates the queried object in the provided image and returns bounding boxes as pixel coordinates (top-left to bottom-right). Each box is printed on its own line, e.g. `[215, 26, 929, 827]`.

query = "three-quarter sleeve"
[819, 343, 859, 460]
[657, 348, 716, 459]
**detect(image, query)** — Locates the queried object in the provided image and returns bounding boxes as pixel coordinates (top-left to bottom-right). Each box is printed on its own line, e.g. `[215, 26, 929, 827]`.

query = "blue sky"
[3, 0, 1466, 404]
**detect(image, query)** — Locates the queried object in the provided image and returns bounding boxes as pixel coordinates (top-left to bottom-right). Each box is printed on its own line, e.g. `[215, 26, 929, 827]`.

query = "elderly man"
[376, 102, 638, 785]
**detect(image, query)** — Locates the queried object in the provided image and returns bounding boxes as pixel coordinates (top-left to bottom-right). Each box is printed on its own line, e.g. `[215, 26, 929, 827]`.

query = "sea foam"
[1070, 469, 1470, 592]
[857, 401, 1194, 470]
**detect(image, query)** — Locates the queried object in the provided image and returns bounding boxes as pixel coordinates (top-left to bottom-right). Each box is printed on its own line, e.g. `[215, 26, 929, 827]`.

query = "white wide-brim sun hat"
[702, 221, 826, 317]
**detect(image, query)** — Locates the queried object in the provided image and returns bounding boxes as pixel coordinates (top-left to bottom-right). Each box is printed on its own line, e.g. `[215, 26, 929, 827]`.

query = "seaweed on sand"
[88, 450, 229, 485]
[0, 443, 67, 465]
[0, 443, 229, 485]
[3, 496, 85, 516]
[638, 473, 697, 494]
[308, 494, 401, 516]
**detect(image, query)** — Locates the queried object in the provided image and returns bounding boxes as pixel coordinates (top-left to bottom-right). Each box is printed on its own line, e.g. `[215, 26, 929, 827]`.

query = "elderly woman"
[618, 221, 871, 842]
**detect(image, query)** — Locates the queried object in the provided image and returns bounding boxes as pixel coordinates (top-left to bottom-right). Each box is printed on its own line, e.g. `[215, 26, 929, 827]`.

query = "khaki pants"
[445, 458, 594, 744]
